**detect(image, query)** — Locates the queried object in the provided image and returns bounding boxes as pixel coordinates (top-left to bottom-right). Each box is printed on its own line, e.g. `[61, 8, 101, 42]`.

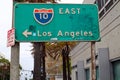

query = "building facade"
[71, 0, 120, 80]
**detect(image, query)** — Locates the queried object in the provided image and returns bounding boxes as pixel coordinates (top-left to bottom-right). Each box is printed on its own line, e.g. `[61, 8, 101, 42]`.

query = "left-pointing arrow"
[22, 29, 32, 37]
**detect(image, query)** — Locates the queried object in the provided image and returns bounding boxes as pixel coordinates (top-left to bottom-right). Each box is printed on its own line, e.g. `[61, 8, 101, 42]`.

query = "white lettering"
[36, 30, 93, 39]
[57, 30, 63, 36]
[89, 31, 93, 36]
[40, 13, 48, 19]
[59, 8, 80, 14]
[70, 32, 75, 38]
[43, 13, 48, 19]
[42, 32, 47, 36]
[48, 32, 52, 36]
[76, 32, 80, 36]
[57, 30, 93, 38]
[84, 31, 88, 36]
[76, 8, 80, 14]
[65, 8, 70, 14]
[59, 8, 63, 14]
[71, 8, 76, 14]
[37, 30, 52, 37]
[37, 31, 42, 36]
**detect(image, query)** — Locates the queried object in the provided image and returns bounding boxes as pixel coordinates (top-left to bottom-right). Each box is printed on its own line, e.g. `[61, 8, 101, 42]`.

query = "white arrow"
[22, 29, 32, 37]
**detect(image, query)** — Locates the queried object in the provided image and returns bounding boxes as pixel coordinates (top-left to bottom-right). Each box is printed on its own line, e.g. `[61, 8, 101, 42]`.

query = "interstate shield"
[33, 8, 54, 25]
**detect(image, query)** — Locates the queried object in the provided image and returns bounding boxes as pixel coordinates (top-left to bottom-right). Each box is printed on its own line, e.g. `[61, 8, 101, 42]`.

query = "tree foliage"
[0, 58, 10, 64]
[46, 42, 77, 60]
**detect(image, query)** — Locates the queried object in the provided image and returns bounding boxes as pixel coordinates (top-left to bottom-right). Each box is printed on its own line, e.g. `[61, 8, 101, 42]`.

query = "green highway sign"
[14, 3, 100, 42]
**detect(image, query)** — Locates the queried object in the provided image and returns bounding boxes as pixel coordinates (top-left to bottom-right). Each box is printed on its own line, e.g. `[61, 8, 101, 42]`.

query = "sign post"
[10, 2, 20, 80]
[91, 42, 96, 80]
[10, 42, 20, 80]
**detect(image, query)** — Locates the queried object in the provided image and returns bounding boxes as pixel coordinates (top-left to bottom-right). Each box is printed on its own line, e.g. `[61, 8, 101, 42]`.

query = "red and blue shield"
[33, 8, 54, 25]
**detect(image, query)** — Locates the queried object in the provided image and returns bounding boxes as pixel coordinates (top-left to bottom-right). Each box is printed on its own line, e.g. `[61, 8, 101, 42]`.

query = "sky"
[0, 0, 84, 72]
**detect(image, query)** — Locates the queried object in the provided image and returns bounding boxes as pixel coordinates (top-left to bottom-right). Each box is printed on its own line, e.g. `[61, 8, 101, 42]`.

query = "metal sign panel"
[14, 3, 100, 42]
